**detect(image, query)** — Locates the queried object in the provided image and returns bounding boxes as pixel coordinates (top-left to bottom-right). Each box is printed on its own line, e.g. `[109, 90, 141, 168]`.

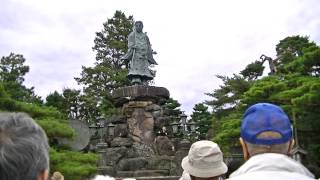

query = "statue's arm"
[146, 35, 157, 54]
[145, 35, 152, 50]
[127, 32, 135, 49]
[121, 33, 135, 60]
[146, 35, 158, 65]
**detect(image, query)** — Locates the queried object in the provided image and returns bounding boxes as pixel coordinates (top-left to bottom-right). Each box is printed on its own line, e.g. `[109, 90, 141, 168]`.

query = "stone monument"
[96, 21, 190, 179]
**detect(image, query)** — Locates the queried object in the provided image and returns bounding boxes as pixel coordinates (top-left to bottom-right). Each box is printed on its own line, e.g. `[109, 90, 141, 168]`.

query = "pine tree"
[75, 11, 134, 120]
[190, 103, 212, 139]
[0, 53, 42, 104]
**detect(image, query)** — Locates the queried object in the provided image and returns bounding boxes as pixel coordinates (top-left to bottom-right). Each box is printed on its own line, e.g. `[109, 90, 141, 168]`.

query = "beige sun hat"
[181, 140, 228, 178]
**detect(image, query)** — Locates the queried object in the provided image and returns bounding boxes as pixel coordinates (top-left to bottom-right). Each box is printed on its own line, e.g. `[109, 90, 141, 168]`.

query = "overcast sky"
[1, 0, 320, 115]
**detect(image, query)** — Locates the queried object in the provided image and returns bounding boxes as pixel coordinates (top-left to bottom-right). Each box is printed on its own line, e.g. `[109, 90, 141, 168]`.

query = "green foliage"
[92, 10, 134, 69]
[240, 60, 264, 80]
[15, 102, 62, 118]
[276, 35, 316, 57]
[190, 103, 212, 139]
[205, 74, 251, 118]
[205, 73, 250, 143]
[75, 10, 134, 121]
[50, 148, 98, 179]
[45, 88, 104, 122]
[45, 91, 67, 115]
[271, 76, 320, 106]
[62, 88, 81, 119]
[77, 10, 134, 91]
[164, 98, 181, 110]
[99, 95, 119, 117]
[213, 113, 241, 154]
[275, 35, 317, 74]
[285, 47, 320, 76]
[0, 86, 73, 138]
[36, 117, 74, 139]
[0, 53, 29, 83]
[163, 98, 182, 121]
[0, 83, 17, 110]
[242, 76, 287, 105]
[0, 53, 42, 104]
[0, 92, 61, 119]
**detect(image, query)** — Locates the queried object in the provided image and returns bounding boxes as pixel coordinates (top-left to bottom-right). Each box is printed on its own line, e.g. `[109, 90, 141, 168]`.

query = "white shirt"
[228, 153, 315, 180]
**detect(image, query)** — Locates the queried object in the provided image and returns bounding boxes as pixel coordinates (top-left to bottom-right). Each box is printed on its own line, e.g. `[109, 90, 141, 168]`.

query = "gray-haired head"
[0, 112, 50, 180]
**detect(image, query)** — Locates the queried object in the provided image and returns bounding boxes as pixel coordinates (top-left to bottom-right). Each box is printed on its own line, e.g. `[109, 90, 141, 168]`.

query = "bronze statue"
[122, 21, 157, 85]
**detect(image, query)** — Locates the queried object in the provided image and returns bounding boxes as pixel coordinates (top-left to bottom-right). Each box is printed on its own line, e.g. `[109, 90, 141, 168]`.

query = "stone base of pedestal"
[112, 85, 170, 107]
[98, 166, 116, 176]
[117, 170, 169, 178]
[127, 176, 180, 180]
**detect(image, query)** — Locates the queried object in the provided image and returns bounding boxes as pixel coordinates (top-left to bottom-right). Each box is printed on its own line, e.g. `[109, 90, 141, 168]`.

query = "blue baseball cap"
[241, 103, 293, 145]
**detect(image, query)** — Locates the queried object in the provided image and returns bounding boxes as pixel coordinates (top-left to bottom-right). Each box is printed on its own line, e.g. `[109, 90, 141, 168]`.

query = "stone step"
[115, 176, 180, 180]
[117, 170, 169, 178]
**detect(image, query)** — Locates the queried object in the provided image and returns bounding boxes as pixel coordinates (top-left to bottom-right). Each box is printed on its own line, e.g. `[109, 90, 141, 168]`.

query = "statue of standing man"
[122, 21, 157, 85]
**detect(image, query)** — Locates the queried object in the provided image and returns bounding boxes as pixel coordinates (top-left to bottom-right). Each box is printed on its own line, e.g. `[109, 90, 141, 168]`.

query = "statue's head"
[135, 21, 143, 33]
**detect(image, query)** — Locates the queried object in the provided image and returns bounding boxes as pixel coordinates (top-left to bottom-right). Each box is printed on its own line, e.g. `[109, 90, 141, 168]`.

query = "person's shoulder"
[228, 172, 315, 180]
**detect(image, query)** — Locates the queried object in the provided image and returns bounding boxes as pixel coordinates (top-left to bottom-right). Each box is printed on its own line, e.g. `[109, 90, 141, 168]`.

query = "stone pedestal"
[112, 85, 170, 146]
[124, 101, 155, 144]
[112, 85, 169, 107]
[98, 85, 184, 178]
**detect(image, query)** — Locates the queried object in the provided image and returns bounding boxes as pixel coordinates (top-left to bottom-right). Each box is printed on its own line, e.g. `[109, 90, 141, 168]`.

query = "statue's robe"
[122, 31, 157, 80]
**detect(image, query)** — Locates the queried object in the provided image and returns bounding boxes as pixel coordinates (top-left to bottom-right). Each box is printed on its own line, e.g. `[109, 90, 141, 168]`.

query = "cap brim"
[181, 156, 228, 178]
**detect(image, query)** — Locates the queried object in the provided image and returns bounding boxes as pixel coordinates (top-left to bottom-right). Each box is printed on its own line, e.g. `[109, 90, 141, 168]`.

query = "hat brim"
[181, 156, 228, 178]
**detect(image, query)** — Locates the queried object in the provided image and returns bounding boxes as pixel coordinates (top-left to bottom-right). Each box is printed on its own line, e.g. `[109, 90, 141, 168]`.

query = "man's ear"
[38, 170, 48, 180]
[239, 137, 249, 161]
